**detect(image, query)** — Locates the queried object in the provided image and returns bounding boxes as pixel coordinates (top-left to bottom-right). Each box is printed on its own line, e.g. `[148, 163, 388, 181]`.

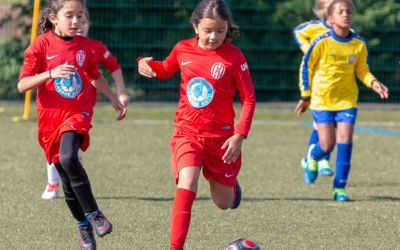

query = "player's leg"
[303, 110, 336, 183]
[316, 119, 334, 176]
[54, 162, 96, 250]
[42, 163, 60, 200]
[58, 131, 112, 237]
[208, 179, 235, 210]
[169, 131, 202, 250]
[301, 123, 319, 168]
[170, 166, 200, 250]
[205, 136, 241, 209]
[332, 108, 356, 201]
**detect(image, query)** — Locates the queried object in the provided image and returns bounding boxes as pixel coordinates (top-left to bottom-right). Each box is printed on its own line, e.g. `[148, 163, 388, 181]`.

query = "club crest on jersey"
[76, 50, 86, 67]
[348, 55, 356, 64]
[187, 77, 214, 108]
[211, 62, 225, 79]
[54, 70, 82, 98]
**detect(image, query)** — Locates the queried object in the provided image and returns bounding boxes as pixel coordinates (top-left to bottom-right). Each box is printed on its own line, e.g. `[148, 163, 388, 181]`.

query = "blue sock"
[333, 143, 352, 189]
[76, 219, 89, 226]
[305, 129, 319, 160]
[311, 142, 328, 161]
[85, 208, 99, 217]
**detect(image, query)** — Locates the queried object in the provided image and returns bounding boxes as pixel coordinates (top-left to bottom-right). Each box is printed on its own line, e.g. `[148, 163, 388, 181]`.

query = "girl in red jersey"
[41, 7, 129, 201]
[138, 0, 256, 249]
[18, 1, 126, 249]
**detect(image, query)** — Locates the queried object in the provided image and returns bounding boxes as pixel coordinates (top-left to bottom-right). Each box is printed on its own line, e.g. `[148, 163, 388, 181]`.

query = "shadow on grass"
[91, 196, 333, 202]
[350, 182, 400, 188]
[55, 195, 400, 202]
[367, 196, 400, 201]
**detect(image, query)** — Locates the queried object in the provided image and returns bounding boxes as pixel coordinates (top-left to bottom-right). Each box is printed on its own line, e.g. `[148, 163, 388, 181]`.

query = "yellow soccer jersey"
[293, 19, 331, 54]
[299, 30, 376, 111]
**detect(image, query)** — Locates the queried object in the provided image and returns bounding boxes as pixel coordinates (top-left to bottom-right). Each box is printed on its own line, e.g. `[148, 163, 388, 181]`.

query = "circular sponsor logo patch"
[187, 77, 214, 108]
[54, 70, 82, 98]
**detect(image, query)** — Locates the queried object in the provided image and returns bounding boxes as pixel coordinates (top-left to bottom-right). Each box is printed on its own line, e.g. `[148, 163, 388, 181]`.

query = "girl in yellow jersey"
[295, 0, 389, 201]
[294, 0, 335, 177]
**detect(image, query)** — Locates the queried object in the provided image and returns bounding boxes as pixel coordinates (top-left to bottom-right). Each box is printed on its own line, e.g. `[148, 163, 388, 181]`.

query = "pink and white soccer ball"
[224, 238, 260, 250]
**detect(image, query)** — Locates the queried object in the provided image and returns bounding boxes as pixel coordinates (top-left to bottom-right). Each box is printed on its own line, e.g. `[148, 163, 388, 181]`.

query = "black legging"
[54, 131, 98, 221]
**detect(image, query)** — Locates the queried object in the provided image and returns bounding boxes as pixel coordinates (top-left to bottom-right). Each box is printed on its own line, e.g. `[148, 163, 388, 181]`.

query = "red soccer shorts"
[169, 130, 241, 186]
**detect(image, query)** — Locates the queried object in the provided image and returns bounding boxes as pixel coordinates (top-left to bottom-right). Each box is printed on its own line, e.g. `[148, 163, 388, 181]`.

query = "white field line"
[119, 119, 400, 127]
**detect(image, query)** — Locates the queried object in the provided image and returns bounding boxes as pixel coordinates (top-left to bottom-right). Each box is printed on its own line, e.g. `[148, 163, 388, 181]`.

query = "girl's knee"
[214, 199, 231, 210]
[320, 142, 335, 153]
[59, 152, 79, 171]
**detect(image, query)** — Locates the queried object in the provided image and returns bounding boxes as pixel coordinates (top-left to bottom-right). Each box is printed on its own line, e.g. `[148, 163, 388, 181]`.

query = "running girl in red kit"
[41, 7, 129, 201]
[138, 0, 256, 249]
[18, 1, 126, 249]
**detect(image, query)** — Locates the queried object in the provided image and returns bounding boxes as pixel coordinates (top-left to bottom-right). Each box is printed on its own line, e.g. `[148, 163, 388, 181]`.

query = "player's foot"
[41, 183, 59, 200]
[332, 188, 350, 202]
[86, 211, 113, 237]
[230, 179, 242, 209]
[318, 159, 334, 176]
[77, 224, 96, 250]
[303, 144, 318, 184]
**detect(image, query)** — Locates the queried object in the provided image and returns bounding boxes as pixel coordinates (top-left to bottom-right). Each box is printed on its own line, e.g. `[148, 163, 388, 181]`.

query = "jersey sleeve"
[232, 52, 256, 138]
[149, 44, 180, 79]
[355, 42, 376, 88]
[19, 39, 45, 79]
[299, 40, 322, 97]
[293, 24, 312, 54]
[96, 41, 120, 74]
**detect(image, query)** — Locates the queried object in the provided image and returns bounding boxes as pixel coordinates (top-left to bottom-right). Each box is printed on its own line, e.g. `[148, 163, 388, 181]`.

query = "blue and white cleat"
[332, 188, 350, 202]
[318, 160, 334, 176]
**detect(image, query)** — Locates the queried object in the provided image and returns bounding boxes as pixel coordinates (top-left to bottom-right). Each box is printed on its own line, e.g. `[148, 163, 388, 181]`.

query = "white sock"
[47, 163, 60, 185]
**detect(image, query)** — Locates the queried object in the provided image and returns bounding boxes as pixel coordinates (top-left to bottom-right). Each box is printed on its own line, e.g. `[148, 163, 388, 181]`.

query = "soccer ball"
[224, 238, 260, 250]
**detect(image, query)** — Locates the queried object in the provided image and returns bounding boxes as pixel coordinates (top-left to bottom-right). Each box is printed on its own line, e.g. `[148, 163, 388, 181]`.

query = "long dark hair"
[190, 0, 239, 39]
[39, 0, 85, 34]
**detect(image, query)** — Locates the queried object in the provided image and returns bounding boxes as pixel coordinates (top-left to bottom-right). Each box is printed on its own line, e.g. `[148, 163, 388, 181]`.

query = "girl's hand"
[138, 57, 156, 78]
[221, 134, 244, 164]
[50, 63, 76, 79]
[294, 99, 310, 116]
[111, 99, 127, 121]
[372, 80, 389, 99]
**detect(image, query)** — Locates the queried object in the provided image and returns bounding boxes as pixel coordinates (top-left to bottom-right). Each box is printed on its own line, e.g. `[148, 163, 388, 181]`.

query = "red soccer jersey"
[147, 37, 256, 137]
[86, 38, 121, 105]
[19, 31, 101, 163]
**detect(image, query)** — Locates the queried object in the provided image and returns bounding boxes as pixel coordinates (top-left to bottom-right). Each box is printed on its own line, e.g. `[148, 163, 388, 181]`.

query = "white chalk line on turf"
[119, 119, 400, 127]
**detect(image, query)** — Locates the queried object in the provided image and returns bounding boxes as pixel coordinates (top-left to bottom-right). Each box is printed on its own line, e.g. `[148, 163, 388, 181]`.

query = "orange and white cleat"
[41, 183, 59, 200]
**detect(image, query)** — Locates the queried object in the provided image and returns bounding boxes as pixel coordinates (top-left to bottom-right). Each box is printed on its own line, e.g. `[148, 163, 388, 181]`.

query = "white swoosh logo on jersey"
[181, 61, 192, 66]
[224, 173, 234, 178]
[47, 55, 59, 60]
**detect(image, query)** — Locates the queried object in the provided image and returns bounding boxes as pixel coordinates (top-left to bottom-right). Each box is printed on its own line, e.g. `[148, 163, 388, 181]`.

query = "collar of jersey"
[328, 30, 355, 43]
[321, 19, 331, 29]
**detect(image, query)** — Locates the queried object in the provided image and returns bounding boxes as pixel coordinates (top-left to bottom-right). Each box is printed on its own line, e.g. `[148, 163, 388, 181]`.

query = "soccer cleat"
[77, 224, 96, 250]
[318, 160, 334, 176]
[300, 158, 307, 169]
[332, 188, 350, 201]
[230, 180, 242, 209]
[303, 167, 318, 184]
[86, 211, 113, 237]
[306, 144, 318, 172]
[302, 144, 318, 184]
[41, 183, 59, 200]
